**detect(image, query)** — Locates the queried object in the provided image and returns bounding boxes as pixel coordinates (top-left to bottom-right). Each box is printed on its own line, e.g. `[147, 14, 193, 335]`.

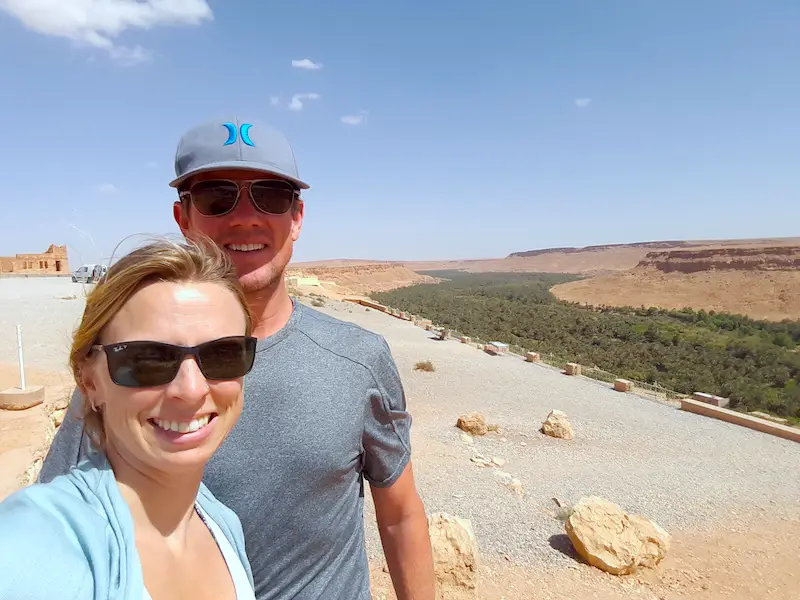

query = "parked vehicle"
[71, 264, 105, 283]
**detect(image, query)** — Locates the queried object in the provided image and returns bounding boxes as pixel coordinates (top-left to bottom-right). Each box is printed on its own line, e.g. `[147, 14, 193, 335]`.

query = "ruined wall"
[0, 244, 70, 275]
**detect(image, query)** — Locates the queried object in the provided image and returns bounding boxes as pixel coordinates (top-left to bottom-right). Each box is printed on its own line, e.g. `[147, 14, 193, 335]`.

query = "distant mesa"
[291, 236, 800, 321]
[637, 246, 800, 274]
[550, 241, 800, 322]
[507, 240, 688, 259]
[404, 237, 800, 277]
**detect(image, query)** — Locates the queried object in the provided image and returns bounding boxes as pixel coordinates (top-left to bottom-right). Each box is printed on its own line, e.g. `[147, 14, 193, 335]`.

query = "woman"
[0, 238, 257, 599]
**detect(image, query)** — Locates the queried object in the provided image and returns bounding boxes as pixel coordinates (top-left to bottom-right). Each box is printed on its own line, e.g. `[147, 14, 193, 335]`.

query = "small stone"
[50, 408, 66, 428]
[460, 433, 474, 445]
[541, 409, 575, 440]
[493, 470, 524, 497]
[457, 412, 488, 436]
[519, 442, 527, 447]
[470, 453, 493, 467]
[492, 456, 506, 467]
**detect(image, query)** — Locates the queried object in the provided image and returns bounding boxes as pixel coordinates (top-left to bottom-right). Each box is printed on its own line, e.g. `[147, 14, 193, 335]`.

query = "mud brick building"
[0, 244, 70, 275]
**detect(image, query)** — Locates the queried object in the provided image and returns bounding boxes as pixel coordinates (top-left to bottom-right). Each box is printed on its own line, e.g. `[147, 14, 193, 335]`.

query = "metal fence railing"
[372, 302, 687, 405]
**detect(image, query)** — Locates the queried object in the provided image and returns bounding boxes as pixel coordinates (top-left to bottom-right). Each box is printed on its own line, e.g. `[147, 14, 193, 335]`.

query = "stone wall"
[0, 244, 70, 275]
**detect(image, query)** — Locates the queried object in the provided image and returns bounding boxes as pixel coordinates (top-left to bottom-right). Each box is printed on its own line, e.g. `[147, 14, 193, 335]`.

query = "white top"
[143, 503, 255, 600]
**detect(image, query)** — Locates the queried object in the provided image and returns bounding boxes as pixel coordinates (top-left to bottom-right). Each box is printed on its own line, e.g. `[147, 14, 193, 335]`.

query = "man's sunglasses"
[92, 336, 258, 388]
[179, 179, 299, 217]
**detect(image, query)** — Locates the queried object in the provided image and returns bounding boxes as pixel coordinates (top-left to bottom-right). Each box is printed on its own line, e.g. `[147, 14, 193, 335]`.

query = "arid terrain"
[552, 246, 800, 321]
[294, 237, 800, 321]
[285, 263, 439, 298]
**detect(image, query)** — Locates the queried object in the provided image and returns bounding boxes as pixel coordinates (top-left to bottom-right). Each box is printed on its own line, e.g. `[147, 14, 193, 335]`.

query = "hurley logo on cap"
[222, 122, 255, 147]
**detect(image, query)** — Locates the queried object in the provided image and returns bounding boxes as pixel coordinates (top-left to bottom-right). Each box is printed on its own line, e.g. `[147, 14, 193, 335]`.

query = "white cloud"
[0, 0, 213, 65]
[340, 111, 368, 126]
[96, 183, 117, 194]
[288, 93, 320, 111]
[291, 58, 322, 70]
[574, 97, 592, 109]
[145, 161, 158, 168]
[270, 95, 281, 107]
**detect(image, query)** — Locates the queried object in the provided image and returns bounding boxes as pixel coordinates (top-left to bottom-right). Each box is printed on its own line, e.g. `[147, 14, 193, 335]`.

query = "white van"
[72, 264, 100, 283]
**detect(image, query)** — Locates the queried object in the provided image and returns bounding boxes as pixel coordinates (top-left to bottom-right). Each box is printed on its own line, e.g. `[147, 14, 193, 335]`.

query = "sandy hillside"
[294, 237, 800, 321]
[403, 237, 800, 276]
[286, 263, 439, 297]
[553, 246, 800, 321]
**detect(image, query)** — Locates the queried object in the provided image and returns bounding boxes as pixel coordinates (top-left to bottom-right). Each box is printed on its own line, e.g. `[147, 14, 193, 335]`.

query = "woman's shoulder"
[0, 459, 127, 599]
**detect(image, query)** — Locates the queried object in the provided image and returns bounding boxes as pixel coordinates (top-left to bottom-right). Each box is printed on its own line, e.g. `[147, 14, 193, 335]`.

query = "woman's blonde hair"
[70, 236, 252, 449]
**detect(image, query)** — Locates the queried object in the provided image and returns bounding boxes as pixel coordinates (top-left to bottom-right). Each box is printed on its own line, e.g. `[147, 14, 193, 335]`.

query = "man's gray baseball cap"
[169, 117, 310, 189]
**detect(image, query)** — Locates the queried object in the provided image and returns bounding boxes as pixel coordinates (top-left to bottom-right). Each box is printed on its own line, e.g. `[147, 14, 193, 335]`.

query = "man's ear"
[173, 201, 189, 236]
[291, 199, 304, 242]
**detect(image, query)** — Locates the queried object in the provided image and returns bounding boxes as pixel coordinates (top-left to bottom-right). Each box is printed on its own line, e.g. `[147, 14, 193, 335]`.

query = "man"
[40, 117, 436, 600]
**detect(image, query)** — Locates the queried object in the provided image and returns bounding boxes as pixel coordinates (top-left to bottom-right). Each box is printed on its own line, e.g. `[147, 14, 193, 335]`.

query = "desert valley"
[291, 236, 800, 322]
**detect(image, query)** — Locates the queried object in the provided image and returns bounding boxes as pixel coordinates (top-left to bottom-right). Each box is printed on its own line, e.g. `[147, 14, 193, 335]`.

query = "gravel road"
[315, 300, 800, 569]
[0, 277, 89, 371]
[2, 278, 798, 571]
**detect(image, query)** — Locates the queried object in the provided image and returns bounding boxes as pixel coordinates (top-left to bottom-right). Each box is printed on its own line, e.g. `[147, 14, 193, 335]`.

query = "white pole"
[16, 324, 25, 390]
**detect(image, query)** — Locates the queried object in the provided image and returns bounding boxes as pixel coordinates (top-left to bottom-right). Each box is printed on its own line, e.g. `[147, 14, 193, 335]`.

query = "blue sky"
[0, 1, 798, 267]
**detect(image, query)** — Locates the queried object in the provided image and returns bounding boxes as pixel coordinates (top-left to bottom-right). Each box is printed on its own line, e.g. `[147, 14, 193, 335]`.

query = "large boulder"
[456, 412, 488, 436]
[541, 409, 575, 440]
[428, 512, 479, 597]
[565, 497, 671, 575]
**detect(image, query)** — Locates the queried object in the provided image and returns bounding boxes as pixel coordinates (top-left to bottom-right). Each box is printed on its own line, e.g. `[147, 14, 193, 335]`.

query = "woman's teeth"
[153, 415, 211, 434]
[227, 244, 265, 252]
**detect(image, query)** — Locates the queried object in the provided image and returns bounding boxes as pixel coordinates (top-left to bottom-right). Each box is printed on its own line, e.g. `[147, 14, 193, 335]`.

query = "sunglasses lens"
[198, 336, 257, 379]
[105, 342, 181, 388]
[250, 181, 295, 214]
[190, 181, 239, 216]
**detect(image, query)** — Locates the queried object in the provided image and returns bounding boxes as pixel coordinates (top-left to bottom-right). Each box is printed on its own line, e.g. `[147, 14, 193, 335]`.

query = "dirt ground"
[371, 517, 800, 599]
[0, 364, 73, 500]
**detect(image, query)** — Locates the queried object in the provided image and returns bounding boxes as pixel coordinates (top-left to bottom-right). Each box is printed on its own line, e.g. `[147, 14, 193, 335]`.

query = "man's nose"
[227, 184, 262, 225]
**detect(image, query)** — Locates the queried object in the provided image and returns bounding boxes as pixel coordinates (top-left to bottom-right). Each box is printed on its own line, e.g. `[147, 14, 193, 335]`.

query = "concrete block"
[614, 378, 633, 392]
[485, 342, 509, 355]
[0, 386, 45, 410]
[681, 399, 800, 444]
[692, 392, 730, 408]
[565, 363, 581, 376]
[525, 352, 540, 363]
[460, 336, 471, 344]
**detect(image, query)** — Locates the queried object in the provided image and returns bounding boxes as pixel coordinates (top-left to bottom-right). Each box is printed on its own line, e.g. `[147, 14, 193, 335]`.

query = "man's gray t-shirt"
[38, 301, 412, 600]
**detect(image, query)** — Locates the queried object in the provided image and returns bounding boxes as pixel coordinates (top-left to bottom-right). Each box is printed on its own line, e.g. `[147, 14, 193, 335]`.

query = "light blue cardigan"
[0, 452, 254, 599]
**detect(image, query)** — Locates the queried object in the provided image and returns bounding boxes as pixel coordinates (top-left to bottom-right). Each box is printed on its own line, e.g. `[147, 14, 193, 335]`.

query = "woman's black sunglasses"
[179, 179, 299, 217]
[92, 336, 257, 388]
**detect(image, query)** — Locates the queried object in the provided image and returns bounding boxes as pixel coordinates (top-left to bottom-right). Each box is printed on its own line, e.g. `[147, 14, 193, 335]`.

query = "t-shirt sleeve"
[38, 387, 95, 484]
[0, 488, 95, 599]
[362, 336, 412, 487]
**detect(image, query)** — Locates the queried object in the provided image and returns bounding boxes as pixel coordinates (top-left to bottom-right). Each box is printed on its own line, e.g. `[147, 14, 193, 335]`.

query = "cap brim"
[169, 161, 310, 190]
